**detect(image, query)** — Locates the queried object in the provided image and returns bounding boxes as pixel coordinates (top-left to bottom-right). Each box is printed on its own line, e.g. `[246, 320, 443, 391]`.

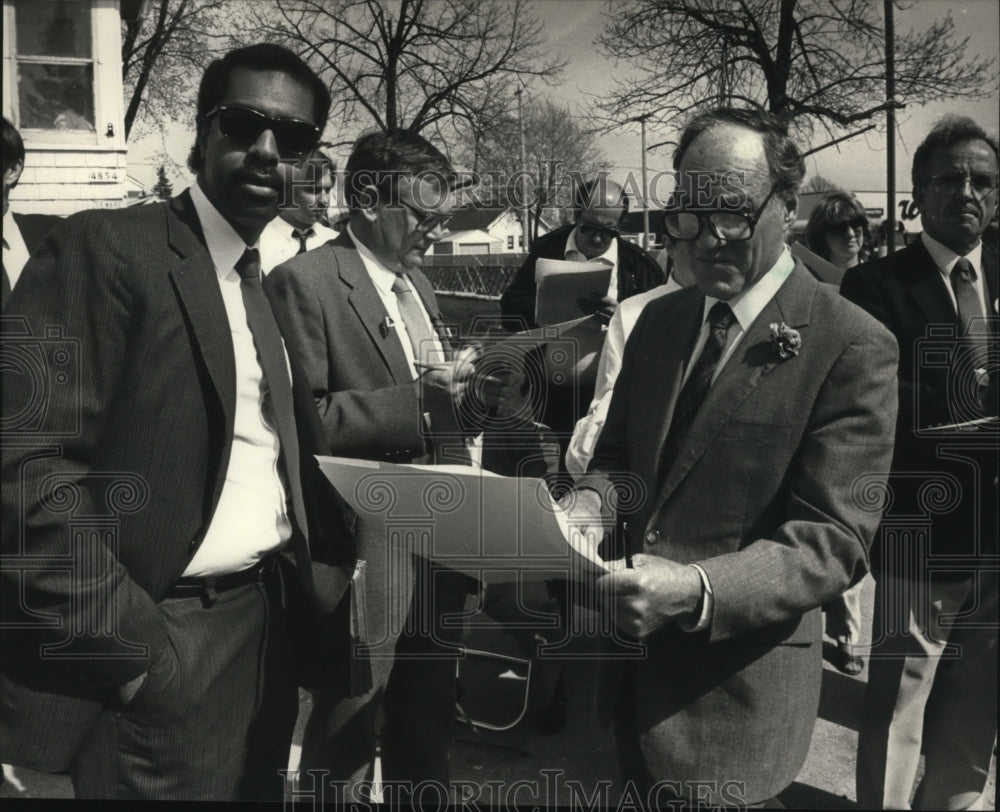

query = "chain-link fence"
[422, 254, 525, 300]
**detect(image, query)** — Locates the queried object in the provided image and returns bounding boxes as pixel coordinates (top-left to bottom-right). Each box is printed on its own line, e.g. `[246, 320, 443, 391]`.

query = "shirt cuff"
[677, 563, 714, 633]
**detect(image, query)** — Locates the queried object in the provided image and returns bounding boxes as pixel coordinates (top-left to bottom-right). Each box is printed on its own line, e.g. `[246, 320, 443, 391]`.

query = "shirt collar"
[921, 231, 983, 277]
[702, 247, 795, 332]
[346, 222, 398, 296]
[189, 182, 256, 279]
[566, 226, 619, 266]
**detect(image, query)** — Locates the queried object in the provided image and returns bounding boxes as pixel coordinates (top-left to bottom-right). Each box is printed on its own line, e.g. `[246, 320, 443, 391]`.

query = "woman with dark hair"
[805, 189, 871, 270]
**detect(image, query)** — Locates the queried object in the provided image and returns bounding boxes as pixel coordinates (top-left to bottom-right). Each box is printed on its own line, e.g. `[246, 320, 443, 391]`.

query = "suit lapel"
[982, 245, 998, 323]
[332, 236, 412, 382]
[165, 192, 237, 432]
[901, 241, 961, 328]
[654, 265, 816, 508]
[649, 288, 704, 485]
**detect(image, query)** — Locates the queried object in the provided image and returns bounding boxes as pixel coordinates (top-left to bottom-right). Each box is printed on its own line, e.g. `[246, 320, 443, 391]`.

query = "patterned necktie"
[292, 227, 314, 255]
[951, 257, 989, 364]
[660, 301, 735, 476]
[234, 248, 301, 513]
[392, 273, 437, 367]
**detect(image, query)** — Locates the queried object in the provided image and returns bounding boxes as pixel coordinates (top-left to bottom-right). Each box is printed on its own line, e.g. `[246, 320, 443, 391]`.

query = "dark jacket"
[840, 237, 999, 570]
[500, 223, 665, 330]
[0, 193, 355, 771]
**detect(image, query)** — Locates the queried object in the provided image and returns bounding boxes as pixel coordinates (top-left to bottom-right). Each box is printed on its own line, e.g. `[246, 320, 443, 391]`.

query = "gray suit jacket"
[579, 263, 899, 804]
[265, 231, 452, 463]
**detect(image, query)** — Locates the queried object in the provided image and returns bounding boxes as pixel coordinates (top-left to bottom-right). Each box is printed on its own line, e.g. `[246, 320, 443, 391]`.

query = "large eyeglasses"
[577, 222, 621, 241]
[204, 105, 320, 156]
[400, 199, 454, 233]
[663, 184, 780, 242]
[926, 171, 999, 198]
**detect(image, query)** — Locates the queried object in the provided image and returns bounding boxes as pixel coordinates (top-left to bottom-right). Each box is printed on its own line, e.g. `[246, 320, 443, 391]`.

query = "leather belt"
[164, 554, 278, 601]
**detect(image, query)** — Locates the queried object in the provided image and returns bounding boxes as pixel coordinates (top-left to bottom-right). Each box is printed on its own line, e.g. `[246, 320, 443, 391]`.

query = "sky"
[530, 0, 1000, 195]
[129, 0, 1000, 204]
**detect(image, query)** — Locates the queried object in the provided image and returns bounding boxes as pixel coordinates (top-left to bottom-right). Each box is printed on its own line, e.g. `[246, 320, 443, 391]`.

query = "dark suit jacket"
[579, 263, 898, 804]
[265, 232, 451, 463]
[499, 223, 666, 330]
[0, 192, 355, 771]
[840, 238, 999, 568]
[2, 211, 62, 308]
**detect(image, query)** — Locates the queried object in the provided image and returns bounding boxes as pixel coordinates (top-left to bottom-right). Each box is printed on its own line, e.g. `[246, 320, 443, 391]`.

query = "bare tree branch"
[596, 0, 997, 144]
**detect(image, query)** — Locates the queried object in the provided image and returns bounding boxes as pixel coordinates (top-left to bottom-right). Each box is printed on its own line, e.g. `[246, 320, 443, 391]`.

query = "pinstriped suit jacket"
[0, 192, 355, 771]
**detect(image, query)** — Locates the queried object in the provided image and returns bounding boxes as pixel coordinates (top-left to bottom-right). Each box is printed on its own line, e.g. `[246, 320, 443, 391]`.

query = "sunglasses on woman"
[205, 105, 321, 156]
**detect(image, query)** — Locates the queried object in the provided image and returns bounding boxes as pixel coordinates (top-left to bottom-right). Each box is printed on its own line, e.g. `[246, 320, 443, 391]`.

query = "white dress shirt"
[2, 209, 32, 291]
[259, 216, 339, 274]
[565, 227, 620, 299]
[182, 183, 291, 577]
[682, 249, 796, 388]
[565, 277, 681, 478]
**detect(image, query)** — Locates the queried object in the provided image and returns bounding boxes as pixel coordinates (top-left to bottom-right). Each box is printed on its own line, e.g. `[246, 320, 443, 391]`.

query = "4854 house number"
[89, 169, 122, 183]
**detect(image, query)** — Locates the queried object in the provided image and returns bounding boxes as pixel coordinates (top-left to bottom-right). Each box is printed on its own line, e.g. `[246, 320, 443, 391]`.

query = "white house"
[432, 206, 551, 255]
[2, 0, 142, 215]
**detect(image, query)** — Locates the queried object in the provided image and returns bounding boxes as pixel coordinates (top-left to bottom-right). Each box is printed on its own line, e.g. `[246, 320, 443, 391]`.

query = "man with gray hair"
[844, 115, 998, 811]
[565, 107, 898, 806]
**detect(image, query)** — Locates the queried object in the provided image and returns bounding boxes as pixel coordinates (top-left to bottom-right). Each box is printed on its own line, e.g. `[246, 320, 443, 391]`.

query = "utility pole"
[628, 113, 651, 250]
[516, 86, 530, 252]
[885, 1, 897, 254]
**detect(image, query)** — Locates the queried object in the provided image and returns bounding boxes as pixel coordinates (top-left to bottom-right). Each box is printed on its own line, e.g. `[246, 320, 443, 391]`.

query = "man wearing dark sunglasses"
[566, 107, 897, 807]
[266, 128, 500, 802]
[501, 177, 664, 332]
[499, 177, 665, 457]
[1, 44, 358, 801]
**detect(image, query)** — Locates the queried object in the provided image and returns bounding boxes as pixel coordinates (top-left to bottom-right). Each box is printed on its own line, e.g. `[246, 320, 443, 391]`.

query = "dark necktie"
[234, 248, 302, 520]
[292, 227, 314, 255]
[392, 273, 437, 367]
[660, 301, 735, 476]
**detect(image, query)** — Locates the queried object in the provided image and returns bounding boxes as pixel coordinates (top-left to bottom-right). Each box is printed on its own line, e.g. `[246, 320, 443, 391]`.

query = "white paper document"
[316, 456, 609, 582]
[534, 258, 613, 326]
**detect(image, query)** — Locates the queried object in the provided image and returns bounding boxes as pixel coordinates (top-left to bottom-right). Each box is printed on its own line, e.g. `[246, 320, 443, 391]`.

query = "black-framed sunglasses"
[827, 220, 866, 238]
[576, 221, 621, 241]
[663, 184, 780, 242]
[204, 105, 320, 156]
[399, 199, 454, 233]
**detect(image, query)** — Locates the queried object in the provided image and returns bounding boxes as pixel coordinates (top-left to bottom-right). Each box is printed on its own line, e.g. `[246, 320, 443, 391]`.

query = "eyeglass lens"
[214, 106, 319, 155]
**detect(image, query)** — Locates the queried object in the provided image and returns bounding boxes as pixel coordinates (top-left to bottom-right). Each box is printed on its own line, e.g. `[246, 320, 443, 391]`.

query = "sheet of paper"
[534, 258, 613, 326]
[316, 456, 609, 582]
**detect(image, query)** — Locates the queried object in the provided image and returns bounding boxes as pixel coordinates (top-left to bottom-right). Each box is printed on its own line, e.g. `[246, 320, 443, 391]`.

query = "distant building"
[125, 174, 147, 201]
[432, 205, 551, 255]
[619, 209, 667, 251]
[2, 0, 143, 215]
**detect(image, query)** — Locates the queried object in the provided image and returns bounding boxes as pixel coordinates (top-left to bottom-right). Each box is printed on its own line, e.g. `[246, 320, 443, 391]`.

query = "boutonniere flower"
[769, 322, 802, 359]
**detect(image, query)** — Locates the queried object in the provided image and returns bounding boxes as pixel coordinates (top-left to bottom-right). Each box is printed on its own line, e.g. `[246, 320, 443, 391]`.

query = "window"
[15, 0, 96, 133]
[507, 235, 514, 250]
